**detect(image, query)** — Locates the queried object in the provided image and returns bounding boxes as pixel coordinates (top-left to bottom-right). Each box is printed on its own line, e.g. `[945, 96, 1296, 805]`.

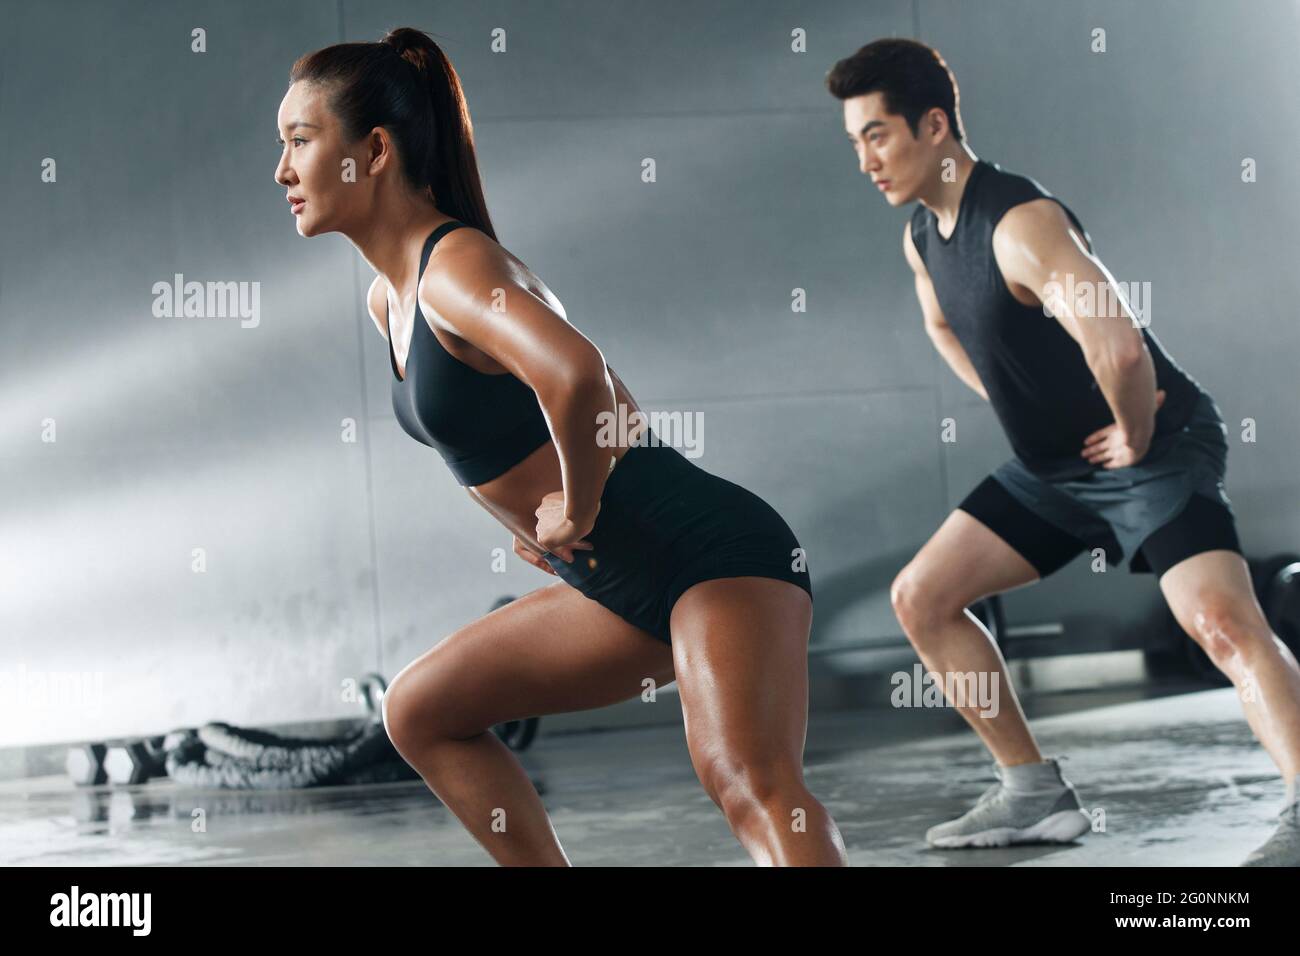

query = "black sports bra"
[387, 221, 552, 486]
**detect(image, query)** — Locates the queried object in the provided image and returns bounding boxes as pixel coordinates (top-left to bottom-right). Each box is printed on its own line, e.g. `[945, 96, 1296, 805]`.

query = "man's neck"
[918, 148, 979, 234]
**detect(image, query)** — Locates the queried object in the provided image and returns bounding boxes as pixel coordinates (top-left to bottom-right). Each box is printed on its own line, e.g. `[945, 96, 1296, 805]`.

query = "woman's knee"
[381, 649, 491, 750]
[697, 755, 809, 824]
[380, 667, 431, 752]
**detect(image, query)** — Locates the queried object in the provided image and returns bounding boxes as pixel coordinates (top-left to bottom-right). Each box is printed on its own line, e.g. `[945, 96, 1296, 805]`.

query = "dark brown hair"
[826, 38, 964, 144]
[290, 27, 497, 239]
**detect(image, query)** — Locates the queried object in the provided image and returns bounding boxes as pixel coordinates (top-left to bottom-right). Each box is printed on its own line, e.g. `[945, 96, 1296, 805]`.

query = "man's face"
[842, 92, 931, 207]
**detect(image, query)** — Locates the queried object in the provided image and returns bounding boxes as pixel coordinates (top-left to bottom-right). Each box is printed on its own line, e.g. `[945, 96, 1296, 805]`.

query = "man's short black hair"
[826, 38, 964, 143]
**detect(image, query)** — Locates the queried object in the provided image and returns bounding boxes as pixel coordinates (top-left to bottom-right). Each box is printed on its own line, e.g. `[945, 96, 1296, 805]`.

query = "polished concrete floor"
[1, 683, 1286, 866]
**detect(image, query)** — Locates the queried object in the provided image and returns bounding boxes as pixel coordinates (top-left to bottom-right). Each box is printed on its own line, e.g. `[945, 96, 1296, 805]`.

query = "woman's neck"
[346, 193, 454, 295]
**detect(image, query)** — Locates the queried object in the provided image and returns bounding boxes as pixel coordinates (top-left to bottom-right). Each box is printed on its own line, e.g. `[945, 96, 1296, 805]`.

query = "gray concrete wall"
[2, 0, 1296, 748]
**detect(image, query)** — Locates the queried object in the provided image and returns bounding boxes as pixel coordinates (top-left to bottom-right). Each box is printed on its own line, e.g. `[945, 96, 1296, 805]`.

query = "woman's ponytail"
[381, 28, 497, 240]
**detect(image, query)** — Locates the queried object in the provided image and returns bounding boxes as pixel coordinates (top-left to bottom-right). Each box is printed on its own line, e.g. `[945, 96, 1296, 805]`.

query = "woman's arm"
[420, 231, 615, 536]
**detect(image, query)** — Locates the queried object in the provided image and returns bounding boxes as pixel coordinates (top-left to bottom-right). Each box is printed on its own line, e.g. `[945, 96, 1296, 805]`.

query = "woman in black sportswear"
[274, 28, 846, 866]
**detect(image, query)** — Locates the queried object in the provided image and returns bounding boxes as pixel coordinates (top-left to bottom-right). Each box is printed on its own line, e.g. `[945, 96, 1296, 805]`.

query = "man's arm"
[903, 220, 989, 401]
[991, 199, 1158, 458]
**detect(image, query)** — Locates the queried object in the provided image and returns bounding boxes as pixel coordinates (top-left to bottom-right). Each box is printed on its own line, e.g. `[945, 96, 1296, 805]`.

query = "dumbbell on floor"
[65, 743, 108, 787]
[67, 737, 166, 787]
[104, 736, 169, 785]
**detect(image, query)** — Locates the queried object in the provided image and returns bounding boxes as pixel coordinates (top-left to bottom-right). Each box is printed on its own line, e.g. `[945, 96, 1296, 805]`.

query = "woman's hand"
[512, 535, 558, 575]
[534, 491, 596, 563]
[1080, 389, 1165, 468]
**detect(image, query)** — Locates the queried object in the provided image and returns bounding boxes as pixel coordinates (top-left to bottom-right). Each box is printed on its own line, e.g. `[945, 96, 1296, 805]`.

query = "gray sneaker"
[1240, 798, 1300, 867]
[926, 758, 1092, 849]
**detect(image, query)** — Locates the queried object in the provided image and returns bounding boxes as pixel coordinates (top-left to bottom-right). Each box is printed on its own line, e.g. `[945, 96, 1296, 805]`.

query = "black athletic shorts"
[957, 391, 1242, 579]
[541, 435, 812, 643]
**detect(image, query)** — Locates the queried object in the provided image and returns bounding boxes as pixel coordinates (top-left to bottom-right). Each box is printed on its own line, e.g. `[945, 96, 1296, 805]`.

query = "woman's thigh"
[668, 576, 815, 787]
[383, 581, 677, 743]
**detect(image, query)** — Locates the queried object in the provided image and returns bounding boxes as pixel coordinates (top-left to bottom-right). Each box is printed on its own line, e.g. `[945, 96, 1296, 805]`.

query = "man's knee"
[890, 564, 965, 638]
[1184, 596, 1270, 666]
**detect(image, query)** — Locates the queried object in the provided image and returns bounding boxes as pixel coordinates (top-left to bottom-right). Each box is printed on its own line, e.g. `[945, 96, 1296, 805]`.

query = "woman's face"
[274, 81, 362, 237]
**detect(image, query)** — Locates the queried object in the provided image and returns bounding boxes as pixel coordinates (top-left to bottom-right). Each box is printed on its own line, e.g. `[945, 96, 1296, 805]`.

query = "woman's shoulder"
[422, 225, 566, 320]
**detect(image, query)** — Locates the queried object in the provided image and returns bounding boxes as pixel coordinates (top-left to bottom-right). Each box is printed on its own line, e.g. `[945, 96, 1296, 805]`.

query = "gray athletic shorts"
[958, 391, 1242, 578]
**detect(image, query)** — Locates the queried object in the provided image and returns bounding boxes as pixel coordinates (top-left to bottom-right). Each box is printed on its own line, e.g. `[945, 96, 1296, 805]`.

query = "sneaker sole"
[928, 809, 1092, 849]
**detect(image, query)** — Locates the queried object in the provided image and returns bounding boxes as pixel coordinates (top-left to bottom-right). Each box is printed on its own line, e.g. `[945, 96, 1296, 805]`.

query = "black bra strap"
[420, 221, 469, 274]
